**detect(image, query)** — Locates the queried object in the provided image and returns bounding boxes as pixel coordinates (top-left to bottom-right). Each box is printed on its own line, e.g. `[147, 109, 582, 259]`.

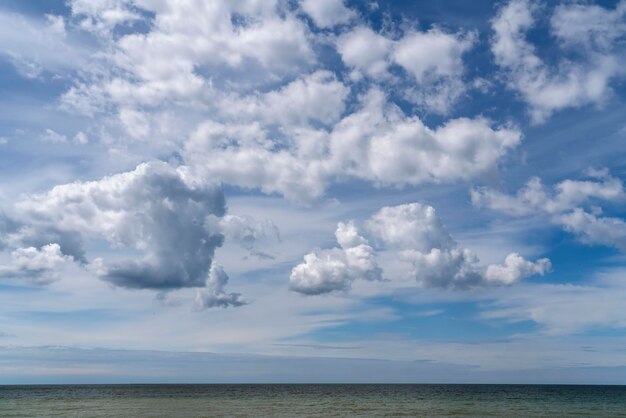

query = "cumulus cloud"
[336, 26, 392, 79]
[491, 0, 626, 123]
[0, 244, 73, 285]
[62, 0, 315, 113]
[218, 70, 349, 128]
[336, 26, 476, 113]
[393, 29, 476, 113]
[194, 264, 246, 309]
[301, 0, 356, 28]
[472, 169, 626, 251]
[366, 203, 550, 289]
[186, 89, 521, 203]
[212, 214, 280, 251]
[292, 203, 549, 293]
[290, 222, 382, 295]
[6, 161, 226, 290]
[40, 129, 67, 144]
[38, 0, 523, 206]
[484, 253, 551, 286]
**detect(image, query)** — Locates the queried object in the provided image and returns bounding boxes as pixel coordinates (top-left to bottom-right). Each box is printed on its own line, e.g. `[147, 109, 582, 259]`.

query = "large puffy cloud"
[366, 203, 550, 289]
[491, 0, 626, 123]
[6, 161, 226, 290]
[472, 169, 626, 251]
[290, 222, 382, 295]
[186, 89, 521, 203]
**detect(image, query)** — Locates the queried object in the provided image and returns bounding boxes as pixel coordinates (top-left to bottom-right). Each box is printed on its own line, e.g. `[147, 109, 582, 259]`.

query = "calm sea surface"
[1, 384, 626, 417]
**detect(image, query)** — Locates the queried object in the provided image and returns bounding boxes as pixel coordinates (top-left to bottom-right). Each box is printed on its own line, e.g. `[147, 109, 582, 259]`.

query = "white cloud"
[118, 108, 151, 140]
[43, 0, 522, 206]
[73, 132, 88, 145]
[482, 269, 626, 335]
[551, 1, 626, 52]
[556, 209, 626, 251]
[291, 202, 549, 293]
[366, 203, 455, 252]
[0, 11, 84, 78]
[0, 244, 73, 285]
[70, 0, 141, 35]
[61, 0, 315, 114]
[472, 170, 625, 216]
[40, 129, 67, 144]
[214, 214, 280, 250]
[194, 264, 246, 309]
[472, 169, 626, 251]
[336, 26, 476, 113]
[185, 89, 521, 203]
[491, 0, 626, 123]
[367, 203, 550, 289]
[290, 221, 382, 295]
[219, 71, 349, 128]
[337, 26, 392, 79]
[8, 162, 227, 290]
[484, 253, 551, 286]
[301, 0, 356, 28]
[393, 29, 476, 114]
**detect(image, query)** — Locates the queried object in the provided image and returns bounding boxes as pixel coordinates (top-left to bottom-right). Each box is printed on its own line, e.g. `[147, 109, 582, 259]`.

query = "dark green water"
[1, 384, 626, 417]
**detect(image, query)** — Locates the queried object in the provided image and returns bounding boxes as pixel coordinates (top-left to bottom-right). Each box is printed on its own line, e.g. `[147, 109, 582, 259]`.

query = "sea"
[1, 384, 626, 417]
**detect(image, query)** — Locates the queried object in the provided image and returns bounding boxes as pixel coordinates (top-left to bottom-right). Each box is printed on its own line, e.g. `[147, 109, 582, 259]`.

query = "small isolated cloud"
[0, 243, 73, 285]
[393, 29, 477, 114]
[337, 26, 392, 79]
[301, 0, 357, 28]
[290, 221, 382, 295]
[472, 169, 626, 251]
[194, 264, 246, 309]
[491, 0, 626, 123]
[73, 131, 88, 145]
[215, 214, 280, 250]
[40, 129, 67, 144]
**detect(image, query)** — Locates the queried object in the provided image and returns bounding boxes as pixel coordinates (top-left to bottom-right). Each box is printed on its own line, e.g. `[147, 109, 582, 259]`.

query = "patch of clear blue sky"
[307, 299, 539, 343]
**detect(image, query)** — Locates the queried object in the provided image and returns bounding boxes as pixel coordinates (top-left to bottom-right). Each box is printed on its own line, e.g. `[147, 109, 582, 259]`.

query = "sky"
[0, 0, 626, 384]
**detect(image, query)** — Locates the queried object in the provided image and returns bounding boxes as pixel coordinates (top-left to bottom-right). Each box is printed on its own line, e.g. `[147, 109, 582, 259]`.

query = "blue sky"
[1, 0, 626, 384]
